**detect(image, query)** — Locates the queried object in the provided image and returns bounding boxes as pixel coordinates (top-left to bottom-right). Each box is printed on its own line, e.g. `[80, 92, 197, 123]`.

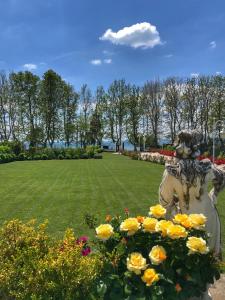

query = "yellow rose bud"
[155, 220, 173, 237]
[175, 283, 182, 293]
[95, 224, 114, 241]
[149, 204, 166, 219]
[105, 215, 112, 222]
[189, 214, 207, 230]
[136, 216, 145, 223]
[120, 218, 140, 235]
[149, 245, 167, 265]
[127, 252, 147, 275]
[186, 236, 209, 254]
[167, 224, 187, 239]
[141, 268, 159, 286]
[143, 217, 158, 233]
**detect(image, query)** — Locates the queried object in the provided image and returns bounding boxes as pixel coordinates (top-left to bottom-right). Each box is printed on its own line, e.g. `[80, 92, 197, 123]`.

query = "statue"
[159, 130, 225, 300]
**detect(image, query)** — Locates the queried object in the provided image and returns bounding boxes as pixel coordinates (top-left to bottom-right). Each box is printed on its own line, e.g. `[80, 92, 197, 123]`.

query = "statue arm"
[159, 170, 177, 217]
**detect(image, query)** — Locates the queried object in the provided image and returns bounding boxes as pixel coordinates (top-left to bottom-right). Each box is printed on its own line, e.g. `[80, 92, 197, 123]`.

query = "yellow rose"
[173, 214, 193, 229]
[167, 224, 187, 239]
[186, 236, 209, 254]
[127, 252, 147, 275]
[95, 224, 114, 241]
[149, 245, 167, 265]
[143, 217, 158, 233]
[155, 220, 173, 237]
[120, 218, 140, 235]
[141, 268, 159, 286]
[189, 214, 207, 230]
[149, 204, 166, 219]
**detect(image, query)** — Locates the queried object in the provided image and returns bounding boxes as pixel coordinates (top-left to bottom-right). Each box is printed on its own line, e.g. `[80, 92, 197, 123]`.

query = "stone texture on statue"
[159, 130, 225, 300]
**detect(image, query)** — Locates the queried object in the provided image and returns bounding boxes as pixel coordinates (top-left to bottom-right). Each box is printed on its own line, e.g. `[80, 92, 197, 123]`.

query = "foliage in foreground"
[90, 206, 221, 300]
[0, 220, 102, 300]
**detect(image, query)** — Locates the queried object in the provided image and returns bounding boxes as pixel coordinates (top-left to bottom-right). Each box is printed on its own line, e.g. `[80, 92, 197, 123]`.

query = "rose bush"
[90, 205, 221, 300]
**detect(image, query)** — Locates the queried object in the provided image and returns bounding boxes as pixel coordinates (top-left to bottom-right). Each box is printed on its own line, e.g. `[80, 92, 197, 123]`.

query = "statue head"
[174, 130, 203, 159]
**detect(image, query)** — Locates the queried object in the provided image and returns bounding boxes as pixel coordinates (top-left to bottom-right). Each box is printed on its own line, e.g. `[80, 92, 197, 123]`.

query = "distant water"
[24, 138, 169, 150]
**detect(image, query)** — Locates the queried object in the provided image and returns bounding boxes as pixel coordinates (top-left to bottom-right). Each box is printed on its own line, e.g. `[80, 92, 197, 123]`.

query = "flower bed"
[91, 205, 221, 300]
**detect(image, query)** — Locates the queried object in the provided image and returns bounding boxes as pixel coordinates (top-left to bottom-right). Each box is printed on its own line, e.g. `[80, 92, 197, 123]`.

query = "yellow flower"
[141, 268, 159, 286]
[120, 218, 140, 235]
[173, 214, 193, 229]
[149, 245, 167, 265]
[189, 214, 207, 230]
[136, 216, 145, 223]
[155, 220, 173, 237]
[95, 224, 114, 241]
[143, 217, 158, 233]
[149, 204, 166, 219]
[167, 224, 187, 239]
[127, 252, 147, 275]
[186, 236, 209, 254]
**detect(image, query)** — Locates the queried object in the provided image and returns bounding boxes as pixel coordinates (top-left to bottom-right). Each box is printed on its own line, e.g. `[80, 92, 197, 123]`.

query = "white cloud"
[23, 63, 37, 71]
[164, 54, 173, 58]
[104, 58, 112, 64]
[190, 73, 199, 78]
[103, 50, 114, 55]
[100, 22, 162, 49]
[209, 41, 216, 49]
[216, 71, 221, 75]
[90, 59, 102, 65]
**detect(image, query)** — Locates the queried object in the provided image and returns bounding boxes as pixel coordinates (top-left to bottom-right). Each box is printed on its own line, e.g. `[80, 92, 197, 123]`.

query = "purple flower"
[82, 247, 91, 256]
[76, 235, 89, 245]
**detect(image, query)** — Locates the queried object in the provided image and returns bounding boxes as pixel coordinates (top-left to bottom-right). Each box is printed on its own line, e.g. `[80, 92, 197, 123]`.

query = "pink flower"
[76, 236, 88, 245]
[82, 247, 91, 256]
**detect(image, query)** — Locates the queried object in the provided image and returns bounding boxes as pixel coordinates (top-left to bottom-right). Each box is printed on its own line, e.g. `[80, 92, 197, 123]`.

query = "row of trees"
[0, 69, 224, 150]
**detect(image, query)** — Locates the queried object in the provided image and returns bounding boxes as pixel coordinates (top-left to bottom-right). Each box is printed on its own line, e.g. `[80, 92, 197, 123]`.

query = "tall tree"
[79, 84, 92, 148]
[125, 84, 141, 151]
[108, 80, 127, 151]
[40, 70, 63, 147]
[61, 82, 78, 147]
[10, 71, 40, 147]
[164, 78, 182, 143]
[142, 80, 163, 147]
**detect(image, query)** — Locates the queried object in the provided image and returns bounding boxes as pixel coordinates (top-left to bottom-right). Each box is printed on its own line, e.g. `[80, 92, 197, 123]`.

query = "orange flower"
[105, 215, 112, 222]
[175, 283, 182, 293]
[136, 216, 145, 223]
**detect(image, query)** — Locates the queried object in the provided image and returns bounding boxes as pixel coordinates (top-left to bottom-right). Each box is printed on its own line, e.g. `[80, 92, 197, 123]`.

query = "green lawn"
[0, 153, 224, 254]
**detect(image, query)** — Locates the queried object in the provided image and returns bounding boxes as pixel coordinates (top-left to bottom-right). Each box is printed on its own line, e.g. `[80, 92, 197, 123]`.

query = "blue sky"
[0, 0, 225, 90]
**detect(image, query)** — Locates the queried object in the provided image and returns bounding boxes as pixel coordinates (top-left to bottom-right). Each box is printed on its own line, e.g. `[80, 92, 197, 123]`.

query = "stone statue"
[159, 130, 225, 299]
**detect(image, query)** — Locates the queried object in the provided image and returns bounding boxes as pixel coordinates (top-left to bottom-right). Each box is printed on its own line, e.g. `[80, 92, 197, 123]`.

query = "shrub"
[96, 148, 103, 153]
[0, 220, 102, 300]
[0, 145, 11, 154]
[41, 154, 48, 160]
[17, 152, 27, 161]
[86, 146, 95, 158]
[73, 154, 79, 159]
[94, 154, 103, 159]
[58, 154, 65, 160]
[33, 154, 42, 160]
[80, 153, 89, 159]
[65, 153, 72, 159]
[0, 153, 15, 163]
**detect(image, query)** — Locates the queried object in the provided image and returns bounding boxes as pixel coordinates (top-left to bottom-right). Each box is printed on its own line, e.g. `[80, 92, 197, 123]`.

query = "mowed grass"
[0, 153, 224, 255]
